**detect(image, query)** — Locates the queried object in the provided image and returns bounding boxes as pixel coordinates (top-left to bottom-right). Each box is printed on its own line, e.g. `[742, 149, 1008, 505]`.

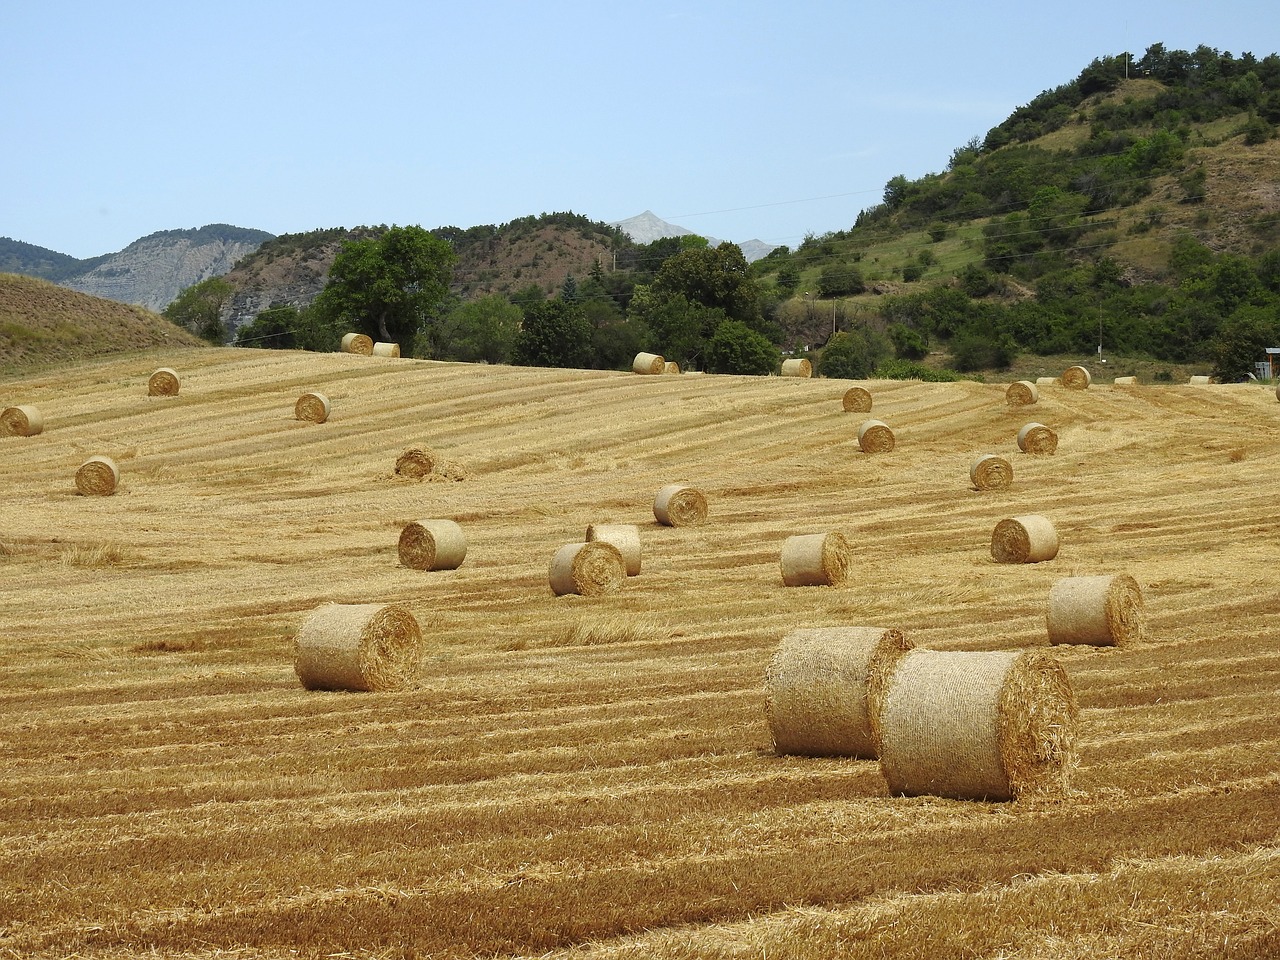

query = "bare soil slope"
[1, 350, 1277, 959]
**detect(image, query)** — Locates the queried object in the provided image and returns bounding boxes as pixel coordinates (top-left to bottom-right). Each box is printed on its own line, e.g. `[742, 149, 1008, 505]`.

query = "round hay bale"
[372, 342, 401, 357]
[394, 447, 437, 478]
[1017, 422, 1058, 455]
[341, 333, 374, 355]
[764, 626, 913, 758]
[877, 648, 1078, 801]
[1188, 374, 1211, 385]
[842, 386, 872, 413]
[1113, 376, 1138, 386]
[1, 405, 43, 437]
[1047, 574, 1145, 647]
[147, 368, 181, 397]
[990, 515, 1059, 564]
[632, 352, 665, 375]
[970, 454, 1013, 491]
[858, 419, 895, 454]
[294, 392, 330, 423]
[1005, 380, 1038, 406]
[663, 361, 681, 375]
[293, 602, 423, 692]
[780, 532, 853, 587]
[398, 519, 467, 571]
[585, 523, 642, 576]
[653, 484, 708, 527]
[1061, 365, 1091, 390]
[75, 456, 119, 496]
[780, 358, 812, 378]
[1035, 377, 1057, 386]
[549, 541, 626, 596]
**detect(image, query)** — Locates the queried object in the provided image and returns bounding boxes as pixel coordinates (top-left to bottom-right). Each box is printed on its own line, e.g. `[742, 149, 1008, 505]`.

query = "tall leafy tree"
[312, 225, 456, 357]
[514, 299, 592, 369]
[163, 277, 233, 344]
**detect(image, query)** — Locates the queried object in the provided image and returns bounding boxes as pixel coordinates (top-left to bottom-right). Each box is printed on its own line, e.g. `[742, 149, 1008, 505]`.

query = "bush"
[705, 320, 779, 375]
[818, 328, 891, 379]
[874, 359, 965, 382]
[950, 330, 1018, 371]
[889, 323, 929, 361]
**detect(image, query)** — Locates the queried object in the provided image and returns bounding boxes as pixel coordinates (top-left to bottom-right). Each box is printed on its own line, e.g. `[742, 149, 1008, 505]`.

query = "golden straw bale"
[1, 404, 43, 437]
[877, 648, 1078, 801]
[632, 352, 665, 374]
[372, 342, 401, 357]
[653, 484, 708, 527]
[1005, 380, 1038, 406]
[1061, 365, 1092, 389]
[1017, 422, 1059, 455]
[780, 358, 812, 377]
[549, 541, 626, 596]
[585, 523, 642, 576]
[764, 626, 913, 758]
[990, 515, 1059, 564]
[858, 419, 895, 453]
[147, 368, 180, 396]
[970, 454, 1013, 491]
[75, 456, 119, 496]
[663, 361, 681, 375]
[842, 386, 872, 412]
[293, 603, 423, 692]
[1189, 375, 1211, 385]
[294, 392, 330, 423]
[394, 447, 437, 478]
[1047, 574, 1145, 647]
[1113, 376, 1138, 386]
[340, 333, 374, 355]
[1035, 376, 1057, 386]
[398, 519, 468, 571]
[780, 532, 853, 587]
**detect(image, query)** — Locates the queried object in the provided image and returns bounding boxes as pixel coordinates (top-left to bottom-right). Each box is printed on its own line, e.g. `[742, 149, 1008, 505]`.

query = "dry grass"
[0, 346, 1277, 959]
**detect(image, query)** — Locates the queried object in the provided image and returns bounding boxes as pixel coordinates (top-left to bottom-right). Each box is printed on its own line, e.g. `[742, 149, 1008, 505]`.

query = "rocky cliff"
[59, 225, 272, 312]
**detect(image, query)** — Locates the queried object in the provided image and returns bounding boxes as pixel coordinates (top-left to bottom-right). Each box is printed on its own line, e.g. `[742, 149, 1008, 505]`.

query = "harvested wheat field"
[1, 347, 1278, 960]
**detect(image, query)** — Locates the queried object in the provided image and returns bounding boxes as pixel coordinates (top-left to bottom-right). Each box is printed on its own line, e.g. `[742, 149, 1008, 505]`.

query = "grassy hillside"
[0, 273, 204, 373]
[1, 349, 1276, 957]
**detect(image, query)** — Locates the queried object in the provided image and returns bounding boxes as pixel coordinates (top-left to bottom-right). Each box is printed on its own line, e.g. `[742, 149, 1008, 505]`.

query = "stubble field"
[1, 347, 1277, 959]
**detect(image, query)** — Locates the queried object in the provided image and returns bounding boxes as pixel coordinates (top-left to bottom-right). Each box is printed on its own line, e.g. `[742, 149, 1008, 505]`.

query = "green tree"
[234, 305, 298, 349]
[312, 225, 456, 357]
[437, 295, 521, 364]
[817, 263, 866, 297]
[514, 299, 592, 369]
[1209, 306, 1280, 381]
[652, 242, 761, 325]
[163, 277, 233, 344]
[818, 328, 891, 379]
[704, 320, 779, 375]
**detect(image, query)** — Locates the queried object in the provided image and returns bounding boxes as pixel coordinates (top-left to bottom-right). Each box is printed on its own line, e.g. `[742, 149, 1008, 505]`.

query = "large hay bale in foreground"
[653, 484, 708, 527]
[372, 342, 401, 357]
[764, 626, 913, 758]
[147, 368, 180, 396]
[341, 333, 374, 355]
[1047, 574, 1145, 647]
[970, 454, 1013, 491]
[633, 352, 665, 375]
[394, 448, 437, 478]
[1005, 380, 1038, 406]
[549, 541, 626, 596]
[1017, 422, 1059, 455]
[858, 419, 895, 453]
[1, 405, 43, 437]
[991, 515, 1059, 564]
[294, 603, 423, 692]
[1189, 374, 1211, 385]
[76, 456, 119, 496]
[780, 532, 853, 587]
[877, 648, 1078, 801]
[780, 358, 812, 378]
[586, 523, 642, 576]
[294, 392, 330, 423]
[1061, 365, 1092, 390]
[842, 386, 872, 413]
[398, 519, 467, 571]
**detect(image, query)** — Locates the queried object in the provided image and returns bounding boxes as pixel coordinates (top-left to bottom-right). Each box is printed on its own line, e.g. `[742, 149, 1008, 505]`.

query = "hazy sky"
[3, 1, 1275, 259]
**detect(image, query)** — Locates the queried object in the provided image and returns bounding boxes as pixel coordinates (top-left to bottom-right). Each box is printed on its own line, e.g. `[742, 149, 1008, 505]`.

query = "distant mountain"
[609, 210, 777, 262]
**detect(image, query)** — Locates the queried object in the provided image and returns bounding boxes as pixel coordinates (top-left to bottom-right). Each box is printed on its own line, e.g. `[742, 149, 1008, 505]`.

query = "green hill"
[0, 273, 204, 373]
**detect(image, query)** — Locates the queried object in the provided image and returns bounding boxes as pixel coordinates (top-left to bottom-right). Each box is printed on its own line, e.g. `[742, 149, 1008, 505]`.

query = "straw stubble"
[294, 603, 424, 692]
[764, 626, 913, 758]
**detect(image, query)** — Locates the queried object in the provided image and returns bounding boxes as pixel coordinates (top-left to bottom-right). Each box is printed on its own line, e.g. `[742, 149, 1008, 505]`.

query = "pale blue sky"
[3, 0, 1275, 259]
